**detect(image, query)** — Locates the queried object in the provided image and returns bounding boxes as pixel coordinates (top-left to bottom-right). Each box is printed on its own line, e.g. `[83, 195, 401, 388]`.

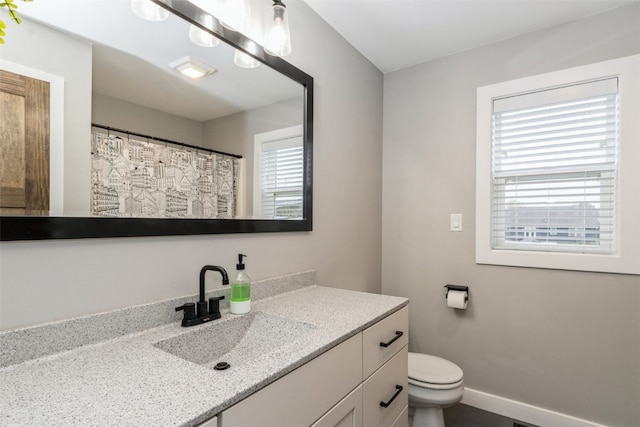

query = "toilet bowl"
[408, 352, 464, 427]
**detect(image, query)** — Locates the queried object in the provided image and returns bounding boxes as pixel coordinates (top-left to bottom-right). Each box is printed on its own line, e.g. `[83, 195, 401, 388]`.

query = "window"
[253, 126, 304, 219]
[493, 78, 617, 253]
[476, 55, 640, 274]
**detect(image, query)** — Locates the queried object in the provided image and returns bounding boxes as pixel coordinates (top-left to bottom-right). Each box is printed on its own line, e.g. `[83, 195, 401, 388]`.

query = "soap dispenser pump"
[230, 253, 251, 314]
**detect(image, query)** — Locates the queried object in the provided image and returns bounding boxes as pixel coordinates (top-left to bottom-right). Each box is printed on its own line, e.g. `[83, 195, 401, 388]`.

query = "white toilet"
[408, 352, 464, 427]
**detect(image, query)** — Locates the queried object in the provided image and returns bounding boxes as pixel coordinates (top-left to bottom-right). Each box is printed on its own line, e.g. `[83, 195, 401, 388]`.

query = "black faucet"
[199, 265, 229, 314]
[175, 265, 229, 327]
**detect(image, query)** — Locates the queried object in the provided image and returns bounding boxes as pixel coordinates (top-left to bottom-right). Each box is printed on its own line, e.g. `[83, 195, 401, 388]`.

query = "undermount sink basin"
[154, 312, 317, 370]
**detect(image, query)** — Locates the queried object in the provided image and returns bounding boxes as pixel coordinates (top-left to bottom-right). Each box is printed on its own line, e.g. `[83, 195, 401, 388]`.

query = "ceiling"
[303, 0, 639, 73]
[15, 0, 638, 118]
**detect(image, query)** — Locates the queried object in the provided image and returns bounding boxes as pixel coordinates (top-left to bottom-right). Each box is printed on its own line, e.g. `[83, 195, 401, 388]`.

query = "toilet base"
[411, 407, 445, 427]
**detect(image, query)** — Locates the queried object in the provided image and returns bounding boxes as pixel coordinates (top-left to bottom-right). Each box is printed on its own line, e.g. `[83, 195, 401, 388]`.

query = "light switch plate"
[450, 214, 462, 231]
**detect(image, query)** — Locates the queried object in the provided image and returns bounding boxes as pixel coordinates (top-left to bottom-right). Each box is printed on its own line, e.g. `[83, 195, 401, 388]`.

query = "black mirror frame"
[0, 0, 313, 241]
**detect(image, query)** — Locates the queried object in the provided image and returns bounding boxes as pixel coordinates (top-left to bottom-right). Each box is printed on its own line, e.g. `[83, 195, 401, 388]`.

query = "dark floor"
[443, 404, 539, 427]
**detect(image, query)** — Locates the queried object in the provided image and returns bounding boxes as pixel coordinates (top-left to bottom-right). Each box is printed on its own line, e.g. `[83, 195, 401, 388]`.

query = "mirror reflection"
[0, 0, 306, 221]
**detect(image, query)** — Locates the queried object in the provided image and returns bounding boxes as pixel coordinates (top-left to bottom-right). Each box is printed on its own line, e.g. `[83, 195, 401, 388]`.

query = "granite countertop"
[0, 272, 408, 427]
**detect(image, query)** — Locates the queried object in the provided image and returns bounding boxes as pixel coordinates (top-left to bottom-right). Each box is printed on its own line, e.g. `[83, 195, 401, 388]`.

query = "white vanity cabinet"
[218, 306, 409, 427]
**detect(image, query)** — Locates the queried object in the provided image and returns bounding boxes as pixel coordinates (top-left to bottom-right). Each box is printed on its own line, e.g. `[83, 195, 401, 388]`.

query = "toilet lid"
[408, 352, 463, 385]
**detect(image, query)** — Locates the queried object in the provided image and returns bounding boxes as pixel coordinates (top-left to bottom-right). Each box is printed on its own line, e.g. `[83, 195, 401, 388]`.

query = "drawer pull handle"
[379, 331, 403, 348]
[380, 385, 403, 408]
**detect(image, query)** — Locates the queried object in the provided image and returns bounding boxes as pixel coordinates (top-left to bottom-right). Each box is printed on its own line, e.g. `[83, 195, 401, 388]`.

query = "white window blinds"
[259, 136, 304, 219]
[491, 78, 619, 254]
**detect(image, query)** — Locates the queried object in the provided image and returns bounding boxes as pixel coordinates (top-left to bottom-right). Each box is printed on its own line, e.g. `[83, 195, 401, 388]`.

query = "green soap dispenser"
[230, 253, 251, 314]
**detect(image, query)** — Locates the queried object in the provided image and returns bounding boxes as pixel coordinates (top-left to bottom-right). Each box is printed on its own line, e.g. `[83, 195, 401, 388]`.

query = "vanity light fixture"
[184, 0, 294, 58]
[233, 40, 261, 69]
[189, 15, 221, 47]
[169, 56, 218, 79]
[234, 49, 260, 69]
[130, 0, 169, 22]
[264, 0, 292, 57]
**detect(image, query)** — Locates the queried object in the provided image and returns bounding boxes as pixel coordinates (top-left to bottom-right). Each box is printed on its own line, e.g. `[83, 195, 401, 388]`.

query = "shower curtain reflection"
[90, 127, 242, 219]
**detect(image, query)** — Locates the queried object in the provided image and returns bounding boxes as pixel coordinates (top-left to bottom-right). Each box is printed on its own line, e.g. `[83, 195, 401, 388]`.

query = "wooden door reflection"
[0, 69, 50, 215]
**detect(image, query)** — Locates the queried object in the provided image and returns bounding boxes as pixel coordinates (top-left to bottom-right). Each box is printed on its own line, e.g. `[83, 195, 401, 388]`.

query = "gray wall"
[381, 4, 640, 427]
[0, 0, 384, 329]
[204, 97, 304, 215]
[92, 93, 205, 148]
[204, 97, 303, 156]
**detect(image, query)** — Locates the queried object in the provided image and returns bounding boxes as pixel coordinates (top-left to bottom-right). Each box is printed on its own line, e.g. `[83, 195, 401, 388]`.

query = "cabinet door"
[363, 307, 409, 379]
[311, 385, 362, 427]
[196, 415, 217, 427]
[362, 346, 408, 427]
[221, 334, 362, 427]
[391, 407, 409, 427]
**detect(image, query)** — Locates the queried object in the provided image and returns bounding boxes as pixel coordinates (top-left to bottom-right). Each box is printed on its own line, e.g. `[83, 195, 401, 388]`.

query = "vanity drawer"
[363, 306, 408, 379]
[362, 345, 408, 427]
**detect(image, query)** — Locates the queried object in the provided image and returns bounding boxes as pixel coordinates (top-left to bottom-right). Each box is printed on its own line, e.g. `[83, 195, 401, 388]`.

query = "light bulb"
[264, 1, 291, 57]
[131, 0, 169, 22]
[189, 15, 220, 47]
[220, 0, 251, 32]
[234, 49, 260, 69]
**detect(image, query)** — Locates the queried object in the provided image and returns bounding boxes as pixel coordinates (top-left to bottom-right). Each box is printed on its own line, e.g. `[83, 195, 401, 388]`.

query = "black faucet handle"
[175, 303, 196, 322]
[196, 301, 208, 318]
[208, 296, 225, 319]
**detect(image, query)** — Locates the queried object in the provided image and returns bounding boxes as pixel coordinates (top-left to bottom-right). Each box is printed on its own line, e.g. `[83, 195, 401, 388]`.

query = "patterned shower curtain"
[90, 130, 240, 218]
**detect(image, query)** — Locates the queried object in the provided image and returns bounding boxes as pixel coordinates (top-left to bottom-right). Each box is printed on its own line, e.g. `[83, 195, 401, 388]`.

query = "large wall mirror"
[0, 0, 313, 240]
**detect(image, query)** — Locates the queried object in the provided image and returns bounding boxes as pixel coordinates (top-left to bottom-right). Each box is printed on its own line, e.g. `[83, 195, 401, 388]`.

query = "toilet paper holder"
[444, 284, 469, 301]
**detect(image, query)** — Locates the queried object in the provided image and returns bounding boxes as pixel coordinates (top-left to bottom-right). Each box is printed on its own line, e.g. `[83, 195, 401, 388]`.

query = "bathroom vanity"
[0, 272, 408, 427]
[220, 305, 408, 427]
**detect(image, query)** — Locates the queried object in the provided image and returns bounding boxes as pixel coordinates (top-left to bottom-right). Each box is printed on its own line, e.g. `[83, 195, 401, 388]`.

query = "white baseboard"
[461, 388, 608, 427]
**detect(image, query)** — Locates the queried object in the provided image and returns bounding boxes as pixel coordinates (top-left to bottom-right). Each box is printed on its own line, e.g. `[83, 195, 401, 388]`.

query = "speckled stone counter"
[0, 272, 408, 427]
